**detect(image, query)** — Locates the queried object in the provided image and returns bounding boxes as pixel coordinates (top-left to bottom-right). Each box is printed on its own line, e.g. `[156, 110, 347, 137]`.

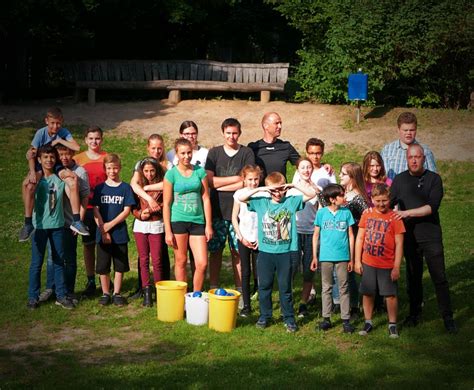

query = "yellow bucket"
[208, 289, 241, 332]
[155, 280, 187, 322]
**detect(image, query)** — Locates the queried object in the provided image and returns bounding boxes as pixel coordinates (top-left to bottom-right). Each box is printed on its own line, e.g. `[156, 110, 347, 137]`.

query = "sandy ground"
[1, 98, 473, 160]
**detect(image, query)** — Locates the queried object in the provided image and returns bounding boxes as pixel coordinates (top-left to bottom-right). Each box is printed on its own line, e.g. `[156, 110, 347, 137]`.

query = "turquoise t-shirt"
[248, 195, 303, 254]
[33, 174, 65, 229]
[315, 206, 355, 262]
[164, 165, 207, 224]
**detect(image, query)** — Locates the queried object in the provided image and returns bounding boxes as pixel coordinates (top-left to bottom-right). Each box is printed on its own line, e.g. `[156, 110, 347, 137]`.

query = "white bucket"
[185, 292, 209, 326]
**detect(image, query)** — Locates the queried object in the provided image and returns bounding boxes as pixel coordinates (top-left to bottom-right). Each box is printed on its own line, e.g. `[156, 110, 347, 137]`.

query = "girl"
[232, 165, 262, 317]
[163, 138, 213, 292]
[130, 133, 171, 299]
[290, 158, 321, 318]
[132, 157, 166, 307]
[362, 151, 392, 204]
[338, 162, 369, 318]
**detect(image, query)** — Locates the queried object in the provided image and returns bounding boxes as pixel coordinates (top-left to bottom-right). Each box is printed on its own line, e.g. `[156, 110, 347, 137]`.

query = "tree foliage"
[273, 0, 474, 108]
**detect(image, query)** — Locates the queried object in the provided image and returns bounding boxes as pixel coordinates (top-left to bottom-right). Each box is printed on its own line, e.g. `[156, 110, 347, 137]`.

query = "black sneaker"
[443, 317, 458, 334]
[38, 288, 54, 303]
[112, 293, 126, 307]
[19, 224, 35, 242]
[389, 325, 400, 338]
[255, 319, 268, 329]
[358, 322, 373, 336]
[284, 322, 298, 333]
[70, 221, 90, 236]
[82, 279, 97, 298]
[403, 314, 421, 327]
[67, 293, 79, 306]
[26, 298, 39, 310]
[318, 318, 332, 331]
[343, 321, 355, 334]
[240, 307, 252, 318]
[99, 293, 111, 306]
[297, 303, 308, 318]
[55, 297, 75, 310]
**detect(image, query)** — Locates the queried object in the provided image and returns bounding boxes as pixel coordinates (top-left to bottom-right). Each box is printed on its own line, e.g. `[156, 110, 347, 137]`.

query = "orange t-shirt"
[359, 209, 405, 269]
[75, 151, 107, 208]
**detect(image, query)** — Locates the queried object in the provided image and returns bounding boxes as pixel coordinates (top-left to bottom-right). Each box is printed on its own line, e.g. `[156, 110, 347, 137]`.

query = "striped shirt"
[381, 139, 436, 180]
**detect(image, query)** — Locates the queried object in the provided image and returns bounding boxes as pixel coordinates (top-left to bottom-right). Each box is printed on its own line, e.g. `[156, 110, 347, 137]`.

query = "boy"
[38, 145, 90, 304]
[75, 126, 108, 296]
[355, 185, 405, 338]
[239, 172, 315, 332]
[310, 184, 355, 333]
[20, 107, 89, 241]
[92, 154, 135, 306]
[292, 138, 336, 317]
[27, 145, 75, 310]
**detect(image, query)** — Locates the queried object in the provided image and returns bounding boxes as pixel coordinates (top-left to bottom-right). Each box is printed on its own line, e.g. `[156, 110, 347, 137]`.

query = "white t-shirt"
[291, 167, 336, 234]
[233, 188, 259, 243]
[166, 145, 209, 168]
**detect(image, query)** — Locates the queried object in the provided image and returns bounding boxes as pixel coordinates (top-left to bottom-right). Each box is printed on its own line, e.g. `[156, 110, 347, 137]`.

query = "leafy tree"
[273, 0, 474, 108]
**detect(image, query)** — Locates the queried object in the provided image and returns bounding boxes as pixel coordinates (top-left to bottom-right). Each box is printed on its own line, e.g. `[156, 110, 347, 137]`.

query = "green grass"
[0, 125, 473, 388]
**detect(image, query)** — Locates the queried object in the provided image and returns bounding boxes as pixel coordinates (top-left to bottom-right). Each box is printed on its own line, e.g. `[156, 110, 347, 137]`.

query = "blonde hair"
[240, 164, 263, 179]
[147, 133, 168, 171]
[103, 153, 121, 167]
[265, 171, 286, 186]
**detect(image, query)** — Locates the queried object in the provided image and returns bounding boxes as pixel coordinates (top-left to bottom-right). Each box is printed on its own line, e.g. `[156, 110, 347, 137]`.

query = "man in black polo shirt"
[248, 112, 300, 181]
[391, 144, 457, 333]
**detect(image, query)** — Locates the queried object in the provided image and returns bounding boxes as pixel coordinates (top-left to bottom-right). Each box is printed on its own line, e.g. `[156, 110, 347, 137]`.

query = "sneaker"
[55, 297, 75, 310]
[112, 293, 126, 307]
[403, 314, 421, 328]
[443, 317, 458, 334]
[388, 325, 400, 338]
[240, 307, 252, 318]
[284, 322, 298, 333]
[318, 318, 332, 331]
[67, 293, 79, 306]
[70, 220, 90, 236]
[343, 321, 355, 334]
[255, 319, 268, 329]
[26, 298, 39, 310]
[38, 288, 54, 303]
[82, 279, 97, 298]
[99, 293, 111, 306]
[358, 322, 373, 336]
[19, 224, 35, 242]
[297, 303, 308, 318]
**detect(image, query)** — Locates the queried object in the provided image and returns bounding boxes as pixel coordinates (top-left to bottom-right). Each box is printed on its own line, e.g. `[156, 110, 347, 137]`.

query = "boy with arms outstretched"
[20, 107, 88, 241]
[92, 154, 135, 306]
[355, 183, 405, 338]
[311, 184, 356, 333]
[239, 172, 315, 332]
[27, 145, 75, 310]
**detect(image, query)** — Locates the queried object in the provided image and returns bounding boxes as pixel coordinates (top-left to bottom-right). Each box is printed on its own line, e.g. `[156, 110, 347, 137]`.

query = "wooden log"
[260, 90, 271, 103]
[168, 90, 181, 104]
[88, 88, 96, 106]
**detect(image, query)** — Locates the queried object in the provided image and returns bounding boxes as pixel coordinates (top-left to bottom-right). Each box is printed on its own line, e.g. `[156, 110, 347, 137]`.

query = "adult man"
[166, 120, 208, 168]
[205, 118, 255, 290]
[390, 144, 457, 333]
[248, 112, 300, 181]
[381, 112, 436, 180]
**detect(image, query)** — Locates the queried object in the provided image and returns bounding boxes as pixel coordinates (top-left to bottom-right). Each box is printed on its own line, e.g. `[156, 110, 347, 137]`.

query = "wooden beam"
[260, 91, 271, 103]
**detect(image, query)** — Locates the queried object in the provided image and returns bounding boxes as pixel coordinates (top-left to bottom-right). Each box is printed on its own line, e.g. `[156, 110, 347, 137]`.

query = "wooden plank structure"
[55, 60, 289, 105]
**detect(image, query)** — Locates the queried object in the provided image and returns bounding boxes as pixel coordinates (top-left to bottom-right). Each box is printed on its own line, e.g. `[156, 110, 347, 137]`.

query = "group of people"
[22, 107, 457, 335]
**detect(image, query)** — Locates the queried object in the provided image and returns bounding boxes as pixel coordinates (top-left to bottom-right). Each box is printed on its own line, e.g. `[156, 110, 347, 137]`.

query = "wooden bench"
[56, 60, 289, 105]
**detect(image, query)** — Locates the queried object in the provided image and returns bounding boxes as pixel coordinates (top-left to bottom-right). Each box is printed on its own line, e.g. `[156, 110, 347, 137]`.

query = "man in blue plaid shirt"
[381, 112, 436, 180]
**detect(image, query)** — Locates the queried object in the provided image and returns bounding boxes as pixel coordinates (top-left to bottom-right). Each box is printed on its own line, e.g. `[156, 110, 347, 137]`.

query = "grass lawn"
[0, 123, 473, 389]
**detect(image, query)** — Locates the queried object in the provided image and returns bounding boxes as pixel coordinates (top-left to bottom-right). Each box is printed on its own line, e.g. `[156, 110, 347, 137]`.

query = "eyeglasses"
[417, 176, 424, 188]
[307, 152, 322, 156]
